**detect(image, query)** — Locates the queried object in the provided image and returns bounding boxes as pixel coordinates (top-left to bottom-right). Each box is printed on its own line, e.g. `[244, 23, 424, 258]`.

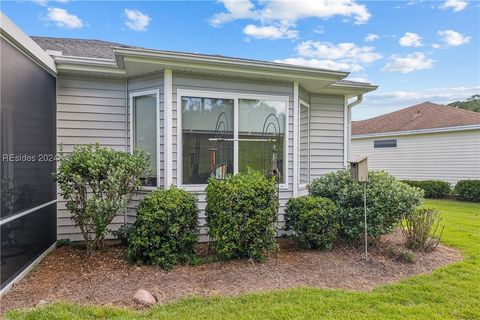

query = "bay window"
[130, 91, 159, 187]
[179, 90, 288, 187]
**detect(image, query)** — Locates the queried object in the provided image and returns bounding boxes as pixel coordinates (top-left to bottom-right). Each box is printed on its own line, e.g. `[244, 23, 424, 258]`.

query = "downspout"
[345, 95, 363, 164]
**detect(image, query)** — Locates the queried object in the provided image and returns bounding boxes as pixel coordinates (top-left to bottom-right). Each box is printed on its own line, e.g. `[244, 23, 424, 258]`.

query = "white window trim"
[129, 89, 161, 190]
[299, 99, 310, 189]
[177, 89, 290, 191]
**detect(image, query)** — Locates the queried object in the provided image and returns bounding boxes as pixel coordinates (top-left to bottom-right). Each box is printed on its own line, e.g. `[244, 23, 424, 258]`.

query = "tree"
[56, 144, 149, 255]
[447, 94, 480, 112]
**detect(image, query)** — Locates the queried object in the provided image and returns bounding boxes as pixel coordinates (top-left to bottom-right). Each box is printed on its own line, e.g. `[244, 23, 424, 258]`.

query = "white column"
[164, 69, 173, 188]
[293, 82, 299, 197]
[343, 95, 348, 167]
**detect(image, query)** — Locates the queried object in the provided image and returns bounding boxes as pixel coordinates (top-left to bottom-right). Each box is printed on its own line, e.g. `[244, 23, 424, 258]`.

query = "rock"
[37, 300, 48, 307]
[133, 289, 157, 306]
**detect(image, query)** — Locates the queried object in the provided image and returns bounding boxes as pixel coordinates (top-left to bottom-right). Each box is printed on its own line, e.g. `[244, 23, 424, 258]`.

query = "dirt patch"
[0, 232, 461, 313]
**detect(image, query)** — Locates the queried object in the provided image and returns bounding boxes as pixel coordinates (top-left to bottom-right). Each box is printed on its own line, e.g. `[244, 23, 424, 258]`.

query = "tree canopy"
[447, 94, 480, 112]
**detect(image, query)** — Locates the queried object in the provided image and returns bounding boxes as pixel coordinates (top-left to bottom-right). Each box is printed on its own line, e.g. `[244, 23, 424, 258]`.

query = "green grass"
[7, 199, 480, 320]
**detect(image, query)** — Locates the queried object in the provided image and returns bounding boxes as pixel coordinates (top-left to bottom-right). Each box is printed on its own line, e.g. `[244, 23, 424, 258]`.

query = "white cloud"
[124, 9, 151, 32]
[314, 26, 325, 34]
[274, 40, 381, 72]
[46, 7, 83, 29]
[297, 41, 382, 64]
[243, 24, 298, 39]
[364, 33, 379, 42]
[440, 0, 468, 12]
[438, 30, 471, 46]
[382, 52, 434, 73]
[274, 57, 361, 72]
[346, 76, 368, 83]
[210, 0, 371, 39]
[432, 43, 441, 49]
[33, 0, 69, 5]
[399, 32, 423, 47]
[353, 86, 480, 120]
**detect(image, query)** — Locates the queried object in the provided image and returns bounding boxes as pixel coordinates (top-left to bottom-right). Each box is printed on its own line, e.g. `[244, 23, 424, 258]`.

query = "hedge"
[127, 187, 199, 270]
[401, 180, 451, 199]
[454, 180, 480, 202]
[284, 196, 339, 250]
[205, 170, 278, 261]
[308, 169, 423, 242]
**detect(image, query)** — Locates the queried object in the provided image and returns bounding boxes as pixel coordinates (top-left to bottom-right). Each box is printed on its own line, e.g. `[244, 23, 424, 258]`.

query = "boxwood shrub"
[454, 180, 480, 202]
[127, 187, 199, 270]
[308, 169, 423, 242]
[205, 170, 278, 261]
[401, 180, 451, 199]
[284, 196, 339, 250]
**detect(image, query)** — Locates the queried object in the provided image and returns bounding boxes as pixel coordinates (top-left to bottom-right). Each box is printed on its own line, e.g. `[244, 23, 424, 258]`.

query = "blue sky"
[2, 0, 479, 120]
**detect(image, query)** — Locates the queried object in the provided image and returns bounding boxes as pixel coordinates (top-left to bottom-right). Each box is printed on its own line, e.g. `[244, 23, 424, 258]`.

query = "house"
[351, 102, 480, 185]
[0, 12, 377, 292]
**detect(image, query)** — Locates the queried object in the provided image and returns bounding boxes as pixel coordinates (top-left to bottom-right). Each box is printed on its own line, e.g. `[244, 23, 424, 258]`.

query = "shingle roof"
[31, 36, 137, 60]
[352, 102, 480, 135]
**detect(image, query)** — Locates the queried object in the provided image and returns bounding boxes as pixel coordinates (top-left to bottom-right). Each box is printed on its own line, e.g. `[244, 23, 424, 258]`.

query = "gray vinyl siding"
[57, 76, 128, 241]
[309, 94, 346, 178]
[55, 73, 347, 241]
[172, 72, 294, 238]
[351, 129, 480, 185]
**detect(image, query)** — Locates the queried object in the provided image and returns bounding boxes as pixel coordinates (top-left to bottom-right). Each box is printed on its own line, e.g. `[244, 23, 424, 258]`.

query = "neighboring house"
[351, 102, 480, 185]
[1, 13, 377, 291]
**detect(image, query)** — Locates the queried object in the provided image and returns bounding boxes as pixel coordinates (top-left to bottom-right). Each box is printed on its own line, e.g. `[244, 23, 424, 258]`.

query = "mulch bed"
[0, 232, 461, 313]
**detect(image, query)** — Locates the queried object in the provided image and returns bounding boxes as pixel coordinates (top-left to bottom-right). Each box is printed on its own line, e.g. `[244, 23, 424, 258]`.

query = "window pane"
[182, 97, 234, 184]
[239, 99, 286, 183]
[133, 95, 157, 186]
[374, 139, 397, 148]
[299, 104, 310, 185]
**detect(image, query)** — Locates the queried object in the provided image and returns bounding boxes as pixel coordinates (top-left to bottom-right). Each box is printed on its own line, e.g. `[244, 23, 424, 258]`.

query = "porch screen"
[182, 97, 234, 184]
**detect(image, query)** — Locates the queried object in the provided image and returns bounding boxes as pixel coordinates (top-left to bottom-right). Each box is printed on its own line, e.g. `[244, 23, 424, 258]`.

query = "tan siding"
[351, 129, 480, 185]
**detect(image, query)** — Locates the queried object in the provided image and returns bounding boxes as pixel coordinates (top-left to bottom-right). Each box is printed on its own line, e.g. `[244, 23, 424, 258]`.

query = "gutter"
[113, 47, 348, 81]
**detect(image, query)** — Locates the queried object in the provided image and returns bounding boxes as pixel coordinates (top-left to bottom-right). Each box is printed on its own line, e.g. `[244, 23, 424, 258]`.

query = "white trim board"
[352, 124, 480, 139]
[293, 82, 299, 197]
[0, 12, 56, 75]
[176, 88, 290, 191]
[0, 243, 56, 296]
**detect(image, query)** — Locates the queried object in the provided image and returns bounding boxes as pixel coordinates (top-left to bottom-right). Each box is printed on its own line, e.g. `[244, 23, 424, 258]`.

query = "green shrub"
[284, 196, 339, 250]
[401, 180, 451, 198]
[402, 206, 444, 252]
[384, 245, 416, 264]
[111, 224, 133, 246]
[398, 250, 416, 264]
[308, 169, 423, 242]
[454, 180, 480, 202]
[127, 187, 199, 270]
[205, 170, 278, 261]
[56, 144, 149, 255]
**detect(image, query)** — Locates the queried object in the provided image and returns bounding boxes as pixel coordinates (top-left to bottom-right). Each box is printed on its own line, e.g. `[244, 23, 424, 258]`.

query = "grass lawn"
[6, 199, 480, 320]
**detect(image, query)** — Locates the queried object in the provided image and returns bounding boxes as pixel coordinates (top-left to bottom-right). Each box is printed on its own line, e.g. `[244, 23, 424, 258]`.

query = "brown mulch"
[0, 233, 461, 313]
